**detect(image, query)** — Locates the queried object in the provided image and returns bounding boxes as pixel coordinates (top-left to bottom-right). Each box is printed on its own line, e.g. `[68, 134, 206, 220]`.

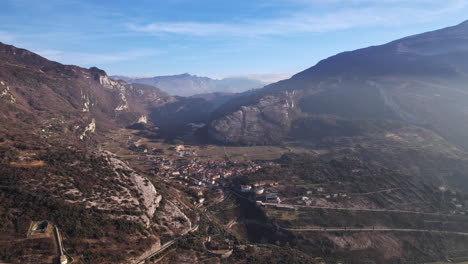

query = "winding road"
[134, 223, 200, 264]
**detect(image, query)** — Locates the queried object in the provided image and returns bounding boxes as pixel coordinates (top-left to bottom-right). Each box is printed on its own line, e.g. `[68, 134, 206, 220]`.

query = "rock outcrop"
[209, 91, 301, 145]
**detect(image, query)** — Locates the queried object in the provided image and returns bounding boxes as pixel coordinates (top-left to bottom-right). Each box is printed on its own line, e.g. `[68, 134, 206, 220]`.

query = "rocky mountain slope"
[0, 42, 194, 263]
[208, 20, 468, 151]
[0, 42, 173, 145]
[112, 73, 265, 96]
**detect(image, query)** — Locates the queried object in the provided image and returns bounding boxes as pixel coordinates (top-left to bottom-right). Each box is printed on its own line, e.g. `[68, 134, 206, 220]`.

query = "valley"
[93, 127, 468, 263]
[2, 19, 468, 264]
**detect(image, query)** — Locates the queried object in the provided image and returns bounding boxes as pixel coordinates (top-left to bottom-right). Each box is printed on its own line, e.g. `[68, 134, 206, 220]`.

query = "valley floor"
[90, 129, 468, 264]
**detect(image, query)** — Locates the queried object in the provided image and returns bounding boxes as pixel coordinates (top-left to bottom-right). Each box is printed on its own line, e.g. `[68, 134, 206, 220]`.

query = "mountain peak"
[89, 66, 109, 82]
[89, 66, 108, 76]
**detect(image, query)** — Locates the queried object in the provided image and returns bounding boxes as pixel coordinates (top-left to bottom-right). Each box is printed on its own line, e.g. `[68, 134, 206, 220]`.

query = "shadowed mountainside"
[208, 20, 468, 151]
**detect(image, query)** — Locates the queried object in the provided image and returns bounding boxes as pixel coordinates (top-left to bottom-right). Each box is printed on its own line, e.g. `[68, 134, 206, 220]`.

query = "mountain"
[111, 73, 265, 96]
[2, 20, 468, 263]
[208, 20, 468, 151]
[0, 42, 232, 145]
[200, 22, 468, 263]
[0, 42, 174, 146]
[0, 42, 196, 263]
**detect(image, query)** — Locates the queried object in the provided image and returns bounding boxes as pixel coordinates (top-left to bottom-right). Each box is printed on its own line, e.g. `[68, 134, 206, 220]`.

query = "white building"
[266, 193, 281, 204]
[254, 187, 265, 195]
[241, 185, 252, 192]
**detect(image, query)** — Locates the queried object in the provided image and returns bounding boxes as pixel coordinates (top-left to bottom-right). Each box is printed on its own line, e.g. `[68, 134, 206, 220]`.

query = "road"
[349, 188, 403, 195]
[231, 187, 459, 218]
[142, 189, 232, 263]
[261, 202, 465, 218]
[53, 226, 72, 264]
[281, 226, 468, 236]
[134, 187, 226, 264]
[280, 188, 405, 202]
[135, 223, 200, 264]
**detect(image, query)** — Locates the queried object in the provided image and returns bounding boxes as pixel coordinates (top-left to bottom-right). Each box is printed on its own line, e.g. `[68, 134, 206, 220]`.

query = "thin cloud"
[0, 31, 17, 43]
[35, 49, 161, 66]
[228, 72, 294, 83]
[127, 0, 468, 37]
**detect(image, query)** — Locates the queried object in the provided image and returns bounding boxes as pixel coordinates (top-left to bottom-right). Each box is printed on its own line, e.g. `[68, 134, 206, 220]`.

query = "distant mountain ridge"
[0, 41, 239, 145]
[111, 73, 266, 96]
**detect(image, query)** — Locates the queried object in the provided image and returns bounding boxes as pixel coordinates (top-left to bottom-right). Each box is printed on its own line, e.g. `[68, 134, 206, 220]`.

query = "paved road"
[349, 188, 403, 195]
[135, 188, 227, 264]
[281, 188, 405, 202]
[262, 202, 464, 218]
[135, 223, 200, 264]
[281, 227, 468, 236]
[232, 187, 464, 219]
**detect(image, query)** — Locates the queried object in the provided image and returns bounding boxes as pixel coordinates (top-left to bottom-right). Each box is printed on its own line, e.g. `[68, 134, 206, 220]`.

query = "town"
[127, 143, 468, 216]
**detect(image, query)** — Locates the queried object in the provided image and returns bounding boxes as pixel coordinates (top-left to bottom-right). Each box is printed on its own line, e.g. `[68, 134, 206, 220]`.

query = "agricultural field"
[101, 128, 317, 162]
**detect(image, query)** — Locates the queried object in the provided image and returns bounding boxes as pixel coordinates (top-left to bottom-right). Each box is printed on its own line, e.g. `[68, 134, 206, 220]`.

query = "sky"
[1, 0, 468, 82]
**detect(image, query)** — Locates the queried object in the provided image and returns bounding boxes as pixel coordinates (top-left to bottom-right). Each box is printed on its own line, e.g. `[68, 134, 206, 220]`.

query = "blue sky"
[1, 0, 468, 82]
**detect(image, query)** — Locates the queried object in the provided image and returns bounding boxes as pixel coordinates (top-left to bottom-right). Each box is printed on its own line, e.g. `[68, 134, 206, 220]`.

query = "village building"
[254, 187, 265, 195]
[265, 193, 281, 204]
[175, 145, 185, 152]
